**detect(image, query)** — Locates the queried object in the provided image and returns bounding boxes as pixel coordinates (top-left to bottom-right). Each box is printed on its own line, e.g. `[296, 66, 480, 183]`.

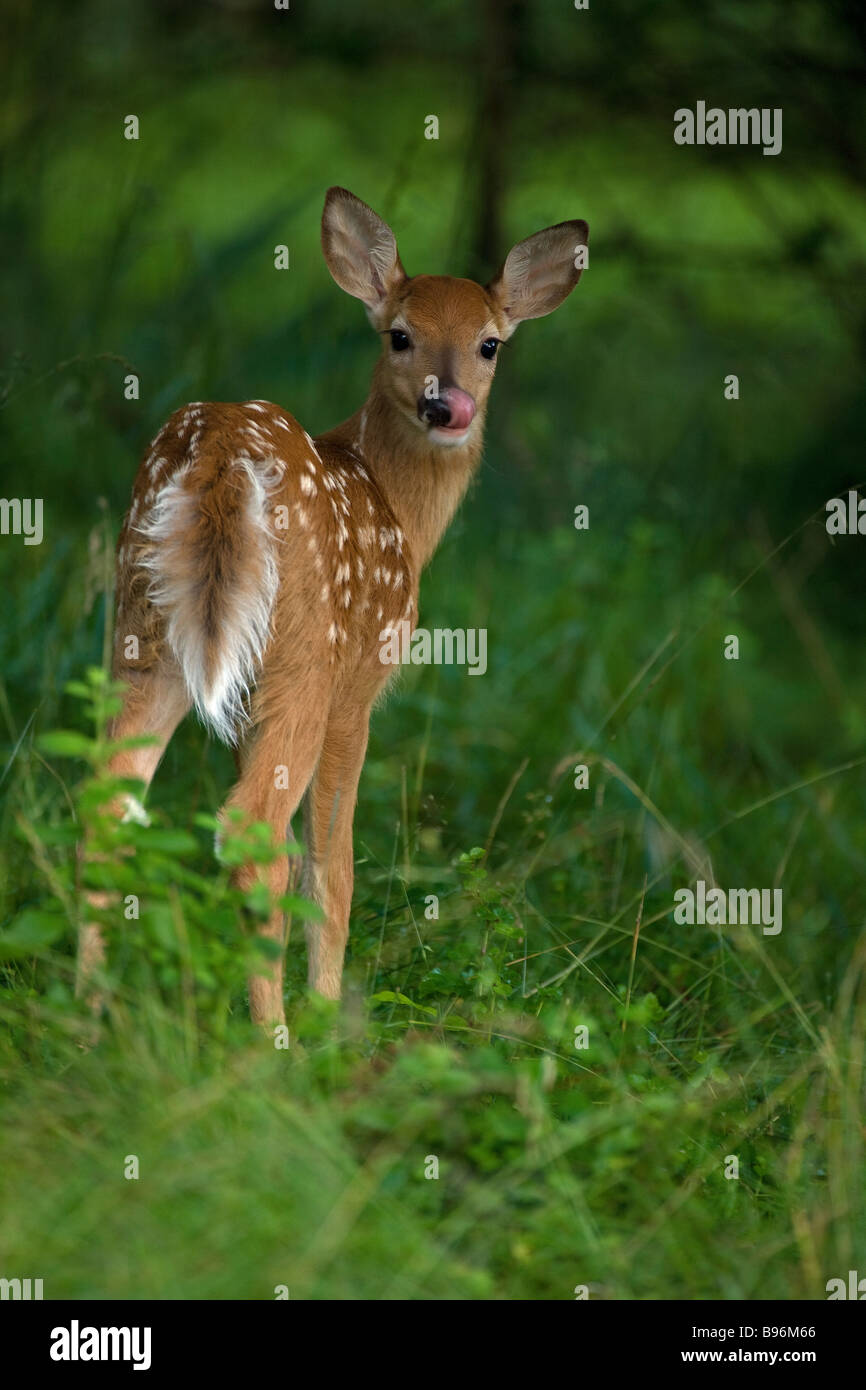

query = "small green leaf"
[278, 893, 324, 921]
[37, 730, 95, 759]
[0, 910, 65, 958]
[140, 830, 198, 854]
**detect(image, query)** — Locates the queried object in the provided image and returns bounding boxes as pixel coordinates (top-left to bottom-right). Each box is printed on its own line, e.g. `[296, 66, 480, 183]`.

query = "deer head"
[321, 186, 589, 450]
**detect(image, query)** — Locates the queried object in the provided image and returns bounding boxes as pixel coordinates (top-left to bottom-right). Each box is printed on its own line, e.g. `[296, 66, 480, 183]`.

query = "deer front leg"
[303, 708, 370, 1000]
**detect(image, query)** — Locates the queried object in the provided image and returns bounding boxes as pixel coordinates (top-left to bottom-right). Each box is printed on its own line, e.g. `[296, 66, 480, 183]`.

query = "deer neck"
[319, 375, 485, 571]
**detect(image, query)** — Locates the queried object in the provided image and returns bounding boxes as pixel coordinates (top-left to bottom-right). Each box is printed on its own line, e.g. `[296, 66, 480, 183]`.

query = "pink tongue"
[439, 387, 476, 431]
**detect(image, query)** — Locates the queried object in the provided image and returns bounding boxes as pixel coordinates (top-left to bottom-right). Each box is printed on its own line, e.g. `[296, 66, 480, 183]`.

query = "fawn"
[77, 187, 588, 1025]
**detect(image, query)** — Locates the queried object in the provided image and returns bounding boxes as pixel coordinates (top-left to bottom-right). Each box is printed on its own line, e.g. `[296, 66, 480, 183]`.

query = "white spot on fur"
[303, 431, 322, 462]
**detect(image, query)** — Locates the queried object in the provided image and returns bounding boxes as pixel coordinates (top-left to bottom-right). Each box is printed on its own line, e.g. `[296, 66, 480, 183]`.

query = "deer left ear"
[487, 219, 588, 335]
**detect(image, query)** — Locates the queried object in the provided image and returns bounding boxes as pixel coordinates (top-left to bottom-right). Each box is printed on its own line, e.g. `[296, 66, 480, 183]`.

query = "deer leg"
[77, 667, 190, 1015]
[302, 707, 370, 1000]
[224, 708, 328, 1027]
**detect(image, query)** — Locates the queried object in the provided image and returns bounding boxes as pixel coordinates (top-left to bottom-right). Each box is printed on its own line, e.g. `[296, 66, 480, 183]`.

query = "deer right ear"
[321, 188, 406, 325]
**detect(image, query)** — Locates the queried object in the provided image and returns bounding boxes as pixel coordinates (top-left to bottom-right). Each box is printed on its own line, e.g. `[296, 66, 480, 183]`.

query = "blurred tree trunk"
[463, 0, 527, 281]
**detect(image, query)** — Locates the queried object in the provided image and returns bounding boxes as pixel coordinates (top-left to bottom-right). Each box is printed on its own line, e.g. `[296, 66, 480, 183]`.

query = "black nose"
[417, 392, 451, 427]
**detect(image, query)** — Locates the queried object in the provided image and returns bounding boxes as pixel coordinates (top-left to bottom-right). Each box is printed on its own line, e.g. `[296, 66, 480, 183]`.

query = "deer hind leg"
[223, 706, 329, 1028]
[77, 664, 190, 1014]
[302, 707, 370, 1001]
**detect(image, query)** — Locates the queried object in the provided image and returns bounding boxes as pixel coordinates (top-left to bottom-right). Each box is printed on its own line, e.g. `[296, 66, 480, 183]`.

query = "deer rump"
[136, 451, 283, 746]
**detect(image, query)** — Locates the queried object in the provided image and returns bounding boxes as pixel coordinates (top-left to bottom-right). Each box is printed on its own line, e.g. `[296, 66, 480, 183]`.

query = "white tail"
[136, 453, 282, 744]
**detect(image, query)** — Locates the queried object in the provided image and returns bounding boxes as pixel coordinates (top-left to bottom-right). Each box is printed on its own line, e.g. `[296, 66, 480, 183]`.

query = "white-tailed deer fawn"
[77, 187, 588, 1025]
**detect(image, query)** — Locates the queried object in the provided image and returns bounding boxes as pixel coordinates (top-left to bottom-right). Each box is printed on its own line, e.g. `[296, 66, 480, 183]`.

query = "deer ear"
[487, 219, 588, 334]
[321, 187, 406, 324]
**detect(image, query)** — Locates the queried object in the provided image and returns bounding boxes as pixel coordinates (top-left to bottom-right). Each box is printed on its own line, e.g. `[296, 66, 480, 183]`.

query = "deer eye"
[389, 330, 411, 351]
[480, 338, 500, 360]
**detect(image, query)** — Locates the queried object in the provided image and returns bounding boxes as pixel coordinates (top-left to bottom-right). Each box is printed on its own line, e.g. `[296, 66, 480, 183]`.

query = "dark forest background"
[0, 0, 864, 1302]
